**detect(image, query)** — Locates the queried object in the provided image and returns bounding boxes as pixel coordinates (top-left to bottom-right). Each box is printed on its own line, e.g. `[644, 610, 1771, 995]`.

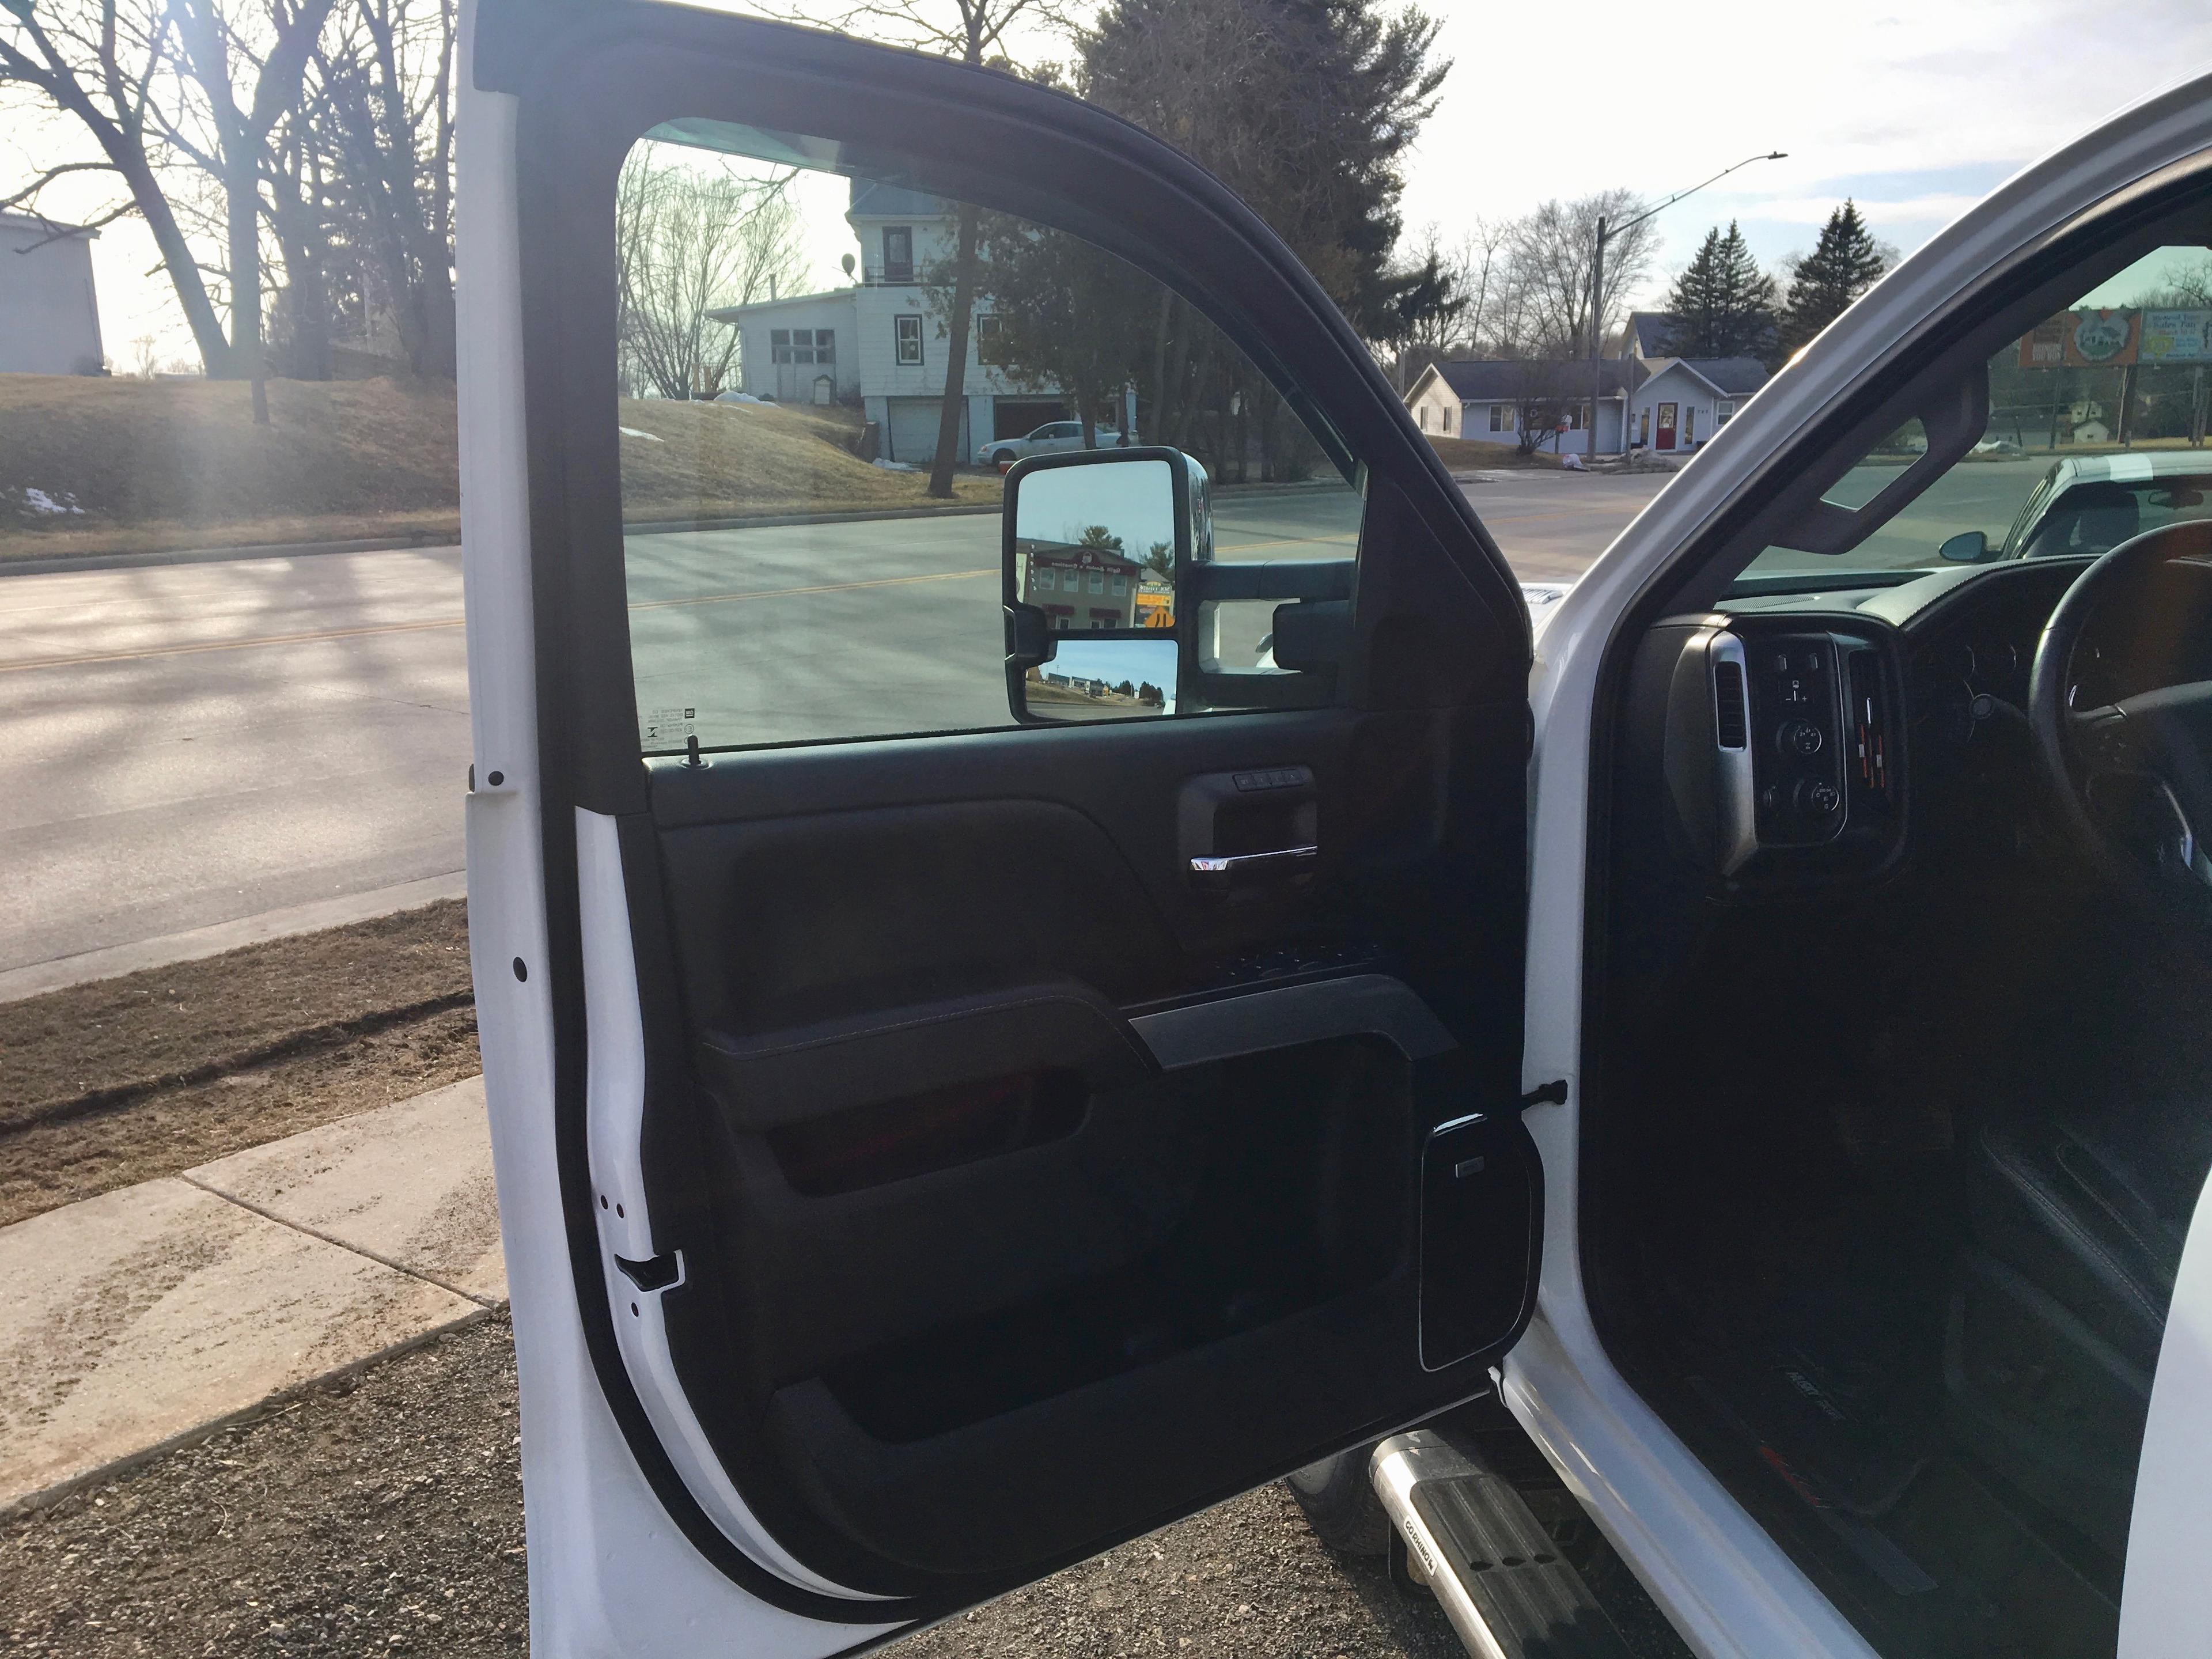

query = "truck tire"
[1283, 1445, 1391, 1556]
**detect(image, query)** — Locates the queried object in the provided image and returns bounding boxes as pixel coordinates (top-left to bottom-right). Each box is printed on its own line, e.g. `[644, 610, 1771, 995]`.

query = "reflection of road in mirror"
[1026, 637, 1179, 721]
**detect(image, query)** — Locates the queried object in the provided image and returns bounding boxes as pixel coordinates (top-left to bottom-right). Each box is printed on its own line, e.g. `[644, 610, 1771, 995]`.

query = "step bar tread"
[1373, 1430, 1637, 1659]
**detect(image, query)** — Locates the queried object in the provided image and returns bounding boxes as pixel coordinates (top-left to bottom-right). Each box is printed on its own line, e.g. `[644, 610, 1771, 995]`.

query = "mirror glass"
[1020, 638, 1180, 719]
[1015, 458, 1178, 632]
[1010, 456, 1181, 722]
[1938, 529, 1988, 562]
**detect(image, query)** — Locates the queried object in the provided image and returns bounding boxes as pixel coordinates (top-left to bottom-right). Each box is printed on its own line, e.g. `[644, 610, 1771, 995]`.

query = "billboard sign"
[2018, 308, 2146, 368]
[2139, 309, 2212, 363]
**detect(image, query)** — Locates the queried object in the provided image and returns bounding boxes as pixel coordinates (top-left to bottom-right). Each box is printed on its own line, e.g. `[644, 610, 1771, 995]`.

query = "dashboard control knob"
[1779, 720, 1824, 756]
[1797, 779, 1842, 816]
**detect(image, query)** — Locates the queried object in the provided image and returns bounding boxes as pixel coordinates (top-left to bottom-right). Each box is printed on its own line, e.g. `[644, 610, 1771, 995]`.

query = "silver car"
[1942, 450, 2212, 562]
[976, 419, 1126, 468]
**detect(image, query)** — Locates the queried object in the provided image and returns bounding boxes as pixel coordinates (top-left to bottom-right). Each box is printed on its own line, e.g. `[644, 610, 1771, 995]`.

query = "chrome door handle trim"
[1188, 844, 1318, 876]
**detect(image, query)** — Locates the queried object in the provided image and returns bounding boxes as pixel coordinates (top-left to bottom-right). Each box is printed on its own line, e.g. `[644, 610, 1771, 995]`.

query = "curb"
[0, 871, 468, 1005]
[0, 1305, 501, 1522]
[0, 533, 461, 579]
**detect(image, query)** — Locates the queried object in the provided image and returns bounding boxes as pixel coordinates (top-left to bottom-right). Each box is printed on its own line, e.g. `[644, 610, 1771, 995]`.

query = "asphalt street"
[0, 463, 1810, 975]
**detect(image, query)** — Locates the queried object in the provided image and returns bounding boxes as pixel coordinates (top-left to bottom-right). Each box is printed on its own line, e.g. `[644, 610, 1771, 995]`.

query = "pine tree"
[1782, 201, 1888, 356]
[1665, 221, 1777, 359]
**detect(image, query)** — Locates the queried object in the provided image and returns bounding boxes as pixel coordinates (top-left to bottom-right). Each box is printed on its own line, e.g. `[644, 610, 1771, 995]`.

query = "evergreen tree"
[1665, 221, 1777, 359]
[1782, 201, 1888, 355]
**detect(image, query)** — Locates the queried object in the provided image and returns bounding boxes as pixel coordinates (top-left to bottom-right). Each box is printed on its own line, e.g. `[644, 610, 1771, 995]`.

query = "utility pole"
[1590, 151, 1787, 462]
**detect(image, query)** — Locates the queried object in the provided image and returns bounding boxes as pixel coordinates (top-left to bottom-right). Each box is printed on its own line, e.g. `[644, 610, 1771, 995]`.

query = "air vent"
[1849, 649, 1891, 800]
[1714, 660, 1748, 749]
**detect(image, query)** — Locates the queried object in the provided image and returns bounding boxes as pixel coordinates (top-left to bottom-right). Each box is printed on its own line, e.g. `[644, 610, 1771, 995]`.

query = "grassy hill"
[0, 374, 997, 562]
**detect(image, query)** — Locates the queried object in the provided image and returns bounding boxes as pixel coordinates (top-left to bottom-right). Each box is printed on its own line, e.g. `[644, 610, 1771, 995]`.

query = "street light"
[1589, 151, 1787, 459]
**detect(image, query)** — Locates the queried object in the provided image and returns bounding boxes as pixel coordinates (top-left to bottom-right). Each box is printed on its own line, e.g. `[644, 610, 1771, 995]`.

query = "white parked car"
[457, 9, 2212, 1657]
[977, 419, 1125, 468]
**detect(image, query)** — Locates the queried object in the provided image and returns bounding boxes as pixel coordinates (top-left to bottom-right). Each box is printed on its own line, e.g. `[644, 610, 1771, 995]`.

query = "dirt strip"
[0, 1317, 1465, 1659]
[0, 903, 479, 1228]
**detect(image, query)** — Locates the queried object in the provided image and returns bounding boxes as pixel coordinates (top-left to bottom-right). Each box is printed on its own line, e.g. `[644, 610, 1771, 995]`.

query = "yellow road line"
[0, 567, 997, 675]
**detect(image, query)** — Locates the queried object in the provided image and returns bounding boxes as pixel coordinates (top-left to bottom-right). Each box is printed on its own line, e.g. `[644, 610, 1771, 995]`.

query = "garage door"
[885, 397, 970, 465]
[994, 398, 1066, 440]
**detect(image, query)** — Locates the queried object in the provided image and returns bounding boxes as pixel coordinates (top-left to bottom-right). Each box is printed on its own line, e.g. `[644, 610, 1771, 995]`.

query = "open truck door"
[457, 1, 1547, 1649]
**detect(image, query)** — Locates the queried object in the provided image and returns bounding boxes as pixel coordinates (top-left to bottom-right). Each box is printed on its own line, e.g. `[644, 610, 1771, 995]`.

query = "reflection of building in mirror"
[1020, 536, 1144, 629]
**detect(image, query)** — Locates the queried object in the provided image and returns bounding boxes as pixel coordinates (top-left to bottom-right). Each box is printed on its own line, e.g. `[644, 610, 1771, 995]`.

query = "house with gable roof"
[709, 180, 1089, 465]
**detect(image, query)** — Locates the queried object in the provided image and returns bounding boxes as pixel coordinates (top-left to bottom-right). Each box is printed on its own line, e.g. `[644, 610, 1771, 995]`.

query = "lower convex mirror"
[1002, 446, 1206, 724]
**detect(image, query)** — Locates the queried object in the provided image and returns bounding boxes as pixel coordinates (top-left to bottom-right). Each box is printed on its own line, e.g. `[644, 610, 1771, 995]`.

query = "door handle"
[1189, 844, 1317, 891]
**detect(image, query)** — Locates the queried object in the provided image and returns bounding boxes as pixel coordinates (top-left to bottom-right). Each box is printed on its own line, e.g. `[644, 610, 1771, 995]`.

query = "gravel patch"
[1, 1320, 1464, 1659]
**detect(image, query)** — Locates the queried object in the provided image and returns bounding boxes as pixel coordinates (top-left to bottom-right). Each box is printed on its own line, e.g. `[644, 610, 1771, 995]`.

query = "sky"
[12, 0, 2212, 368]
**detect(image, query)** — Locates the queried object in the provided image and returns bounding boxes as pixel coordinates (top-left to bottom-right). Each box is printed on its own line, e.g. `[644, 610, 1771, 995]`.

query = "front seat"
[1950, 1096, 2212, 1556]
[2023, 480, 2142, 558]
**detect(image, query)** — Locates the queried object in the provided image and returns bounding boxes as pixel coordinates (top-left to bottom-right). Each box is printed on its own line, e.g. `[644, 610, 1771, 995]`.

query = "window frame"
[893, 313, 923, 366]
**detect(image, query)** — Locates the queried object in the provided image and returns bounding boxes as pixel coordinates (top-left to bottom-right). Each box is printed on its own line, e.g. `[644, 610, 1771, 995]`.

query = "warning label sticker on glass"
[641, 707, 697, 747]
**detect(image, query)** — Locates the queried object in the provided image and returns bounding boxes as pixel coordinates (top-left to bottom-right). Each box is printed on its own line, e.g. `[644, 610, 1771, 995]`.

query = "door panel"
[629, 706, 1538, 1588]
[487, 0, 1541, 1620]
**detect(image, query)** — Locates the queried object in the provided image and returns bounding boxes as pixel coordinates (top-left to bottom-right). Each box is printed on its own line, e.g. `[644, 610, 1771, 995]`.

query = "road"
[0, 467, 1673, 977]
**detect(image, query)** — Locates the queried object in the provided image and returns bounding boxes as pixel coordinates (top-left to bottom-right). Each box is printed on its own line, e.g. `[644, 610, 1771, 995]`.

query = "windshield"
[1735, 244, 2212, 586]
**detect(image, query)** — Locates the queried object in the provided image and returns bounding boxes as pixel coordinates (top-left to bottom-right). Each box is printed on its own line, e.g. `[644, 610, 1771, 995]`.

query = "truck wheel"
[1283, 1445, 1391, 1556]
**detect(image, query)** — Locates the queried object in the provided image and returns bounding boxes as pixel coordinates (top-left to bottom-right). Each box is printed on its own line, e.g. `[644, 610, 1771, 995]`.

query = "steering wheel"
[2029, 520, 2212, 914]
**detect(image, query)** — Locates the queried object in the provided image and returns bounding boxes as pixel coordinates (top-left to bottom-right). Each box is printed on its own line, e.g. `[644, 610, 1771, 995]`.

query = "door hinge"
[1520, 1079, 1569, 1108]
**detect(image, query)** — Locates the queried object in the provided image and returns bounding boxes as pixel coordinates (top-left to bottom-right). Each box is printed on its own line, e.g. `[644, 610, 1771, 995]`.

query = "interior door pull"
[1189, 844, 1318, 890]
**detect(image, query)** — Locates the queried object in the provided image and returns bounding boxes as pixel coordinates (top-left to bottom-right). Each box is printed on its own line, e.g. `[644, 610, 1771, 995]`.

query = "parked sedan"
[977, 420, 1126, 468]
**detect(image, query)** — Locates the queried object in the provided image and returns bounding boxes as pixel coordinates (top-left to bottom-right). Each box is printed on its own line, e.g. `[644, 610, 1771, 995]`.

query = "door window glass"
[615, 121, 1363, 753]
[1741, 245, 2212, 578]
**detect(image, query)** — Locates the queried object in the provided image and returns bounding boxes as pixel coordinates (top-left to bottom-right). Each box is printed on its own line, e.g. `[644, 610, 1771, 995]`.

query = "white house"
[1406, 349, 1770, 458]
[1, 213, 103, 376]
[709, 181, 1081, 465]
[1404, 359, 1640, 453]
[1624, 357, 1768, 453]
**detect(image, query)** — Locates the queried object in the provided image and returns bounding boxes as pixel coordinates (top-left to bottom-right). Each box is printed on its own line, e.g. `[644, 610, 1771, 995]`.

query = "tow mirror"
[1003, 447, 1202, 724]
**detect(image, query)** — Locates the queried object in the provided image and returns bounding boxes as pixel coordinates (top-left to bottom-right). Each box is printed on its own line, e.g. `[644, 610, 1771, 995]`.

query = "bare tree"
[310, 0, 457, 377]
[1501, 190, 1657, 358]
[786, 0, 1066, 495]
[156, 0, 337, 408]
[1508, 357, 1569, 457]
[616, 145, 807, 401]
[0, 0, 232, 373]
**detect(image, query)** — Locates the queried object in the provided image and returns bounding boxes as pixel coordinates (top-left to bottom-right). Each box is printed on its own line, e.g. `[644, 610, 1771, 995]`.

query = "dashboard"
[1629, 559, 2096, 895]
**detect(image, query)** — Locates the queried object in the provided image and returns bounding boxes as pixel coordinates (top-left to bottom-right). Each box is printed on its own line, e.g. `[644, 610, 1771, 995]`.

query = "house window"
[895, 314, 923, 366]
[1443, 405, 1453, 434]
[1088, 570, 1105, 593]
[1684, 407, 1698, 445]
[976, 314, 1006, 365]
[770, 328, 832, 365]
[1717, 399, 1737, 425]
[1110, 574, 1127, 596]
[1418, 405, 1430, 431]
[882, 226, 914, 282]
[1033, 567, 1055, 592]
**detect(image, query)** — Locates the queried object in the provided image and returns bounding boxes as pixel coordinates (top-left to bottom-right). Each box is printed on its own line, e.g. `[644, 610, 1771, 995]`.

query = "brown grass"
[1426, 434, 1565, 471]
[0, 373, 998, 562]
[615, 397, 1000, 521]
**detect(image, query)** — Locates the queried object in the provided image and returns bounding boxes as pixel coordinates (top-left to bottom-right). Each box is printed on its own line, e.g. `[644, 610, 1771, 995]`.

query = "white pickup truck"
[456, 6, 2212, 1654]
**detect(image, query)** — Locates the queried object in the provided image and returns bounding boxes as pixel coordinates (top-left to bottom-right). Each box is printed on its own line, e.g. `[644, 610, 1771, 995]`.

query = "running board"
[1371, 1430, 1636, 1659]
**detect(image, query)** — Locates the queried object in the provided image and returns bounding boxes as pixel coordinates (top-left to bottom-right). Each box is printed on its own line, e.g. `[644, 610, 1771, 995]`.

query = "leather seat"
[1968, 1099, 2211, 1372]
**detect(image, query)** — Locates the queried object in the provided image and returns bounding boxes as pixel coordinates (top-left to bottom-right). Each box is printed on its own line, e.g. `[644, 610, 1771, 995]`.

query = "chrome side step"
[1371, 1430, 1636, 1659]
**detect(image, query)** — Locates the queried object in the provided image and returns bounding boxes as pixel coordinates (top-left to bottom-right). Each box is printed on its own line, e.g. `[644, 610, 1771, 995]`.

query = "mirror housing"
[1938, 529, 1990, 563]
[1003, 446, 1207, 724]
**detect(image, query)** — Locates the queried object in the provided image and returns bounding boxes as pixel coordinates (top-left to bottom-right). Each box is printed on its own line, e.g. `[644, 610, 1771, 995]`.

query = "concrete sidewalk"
[0, 1075, 501, 1516]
